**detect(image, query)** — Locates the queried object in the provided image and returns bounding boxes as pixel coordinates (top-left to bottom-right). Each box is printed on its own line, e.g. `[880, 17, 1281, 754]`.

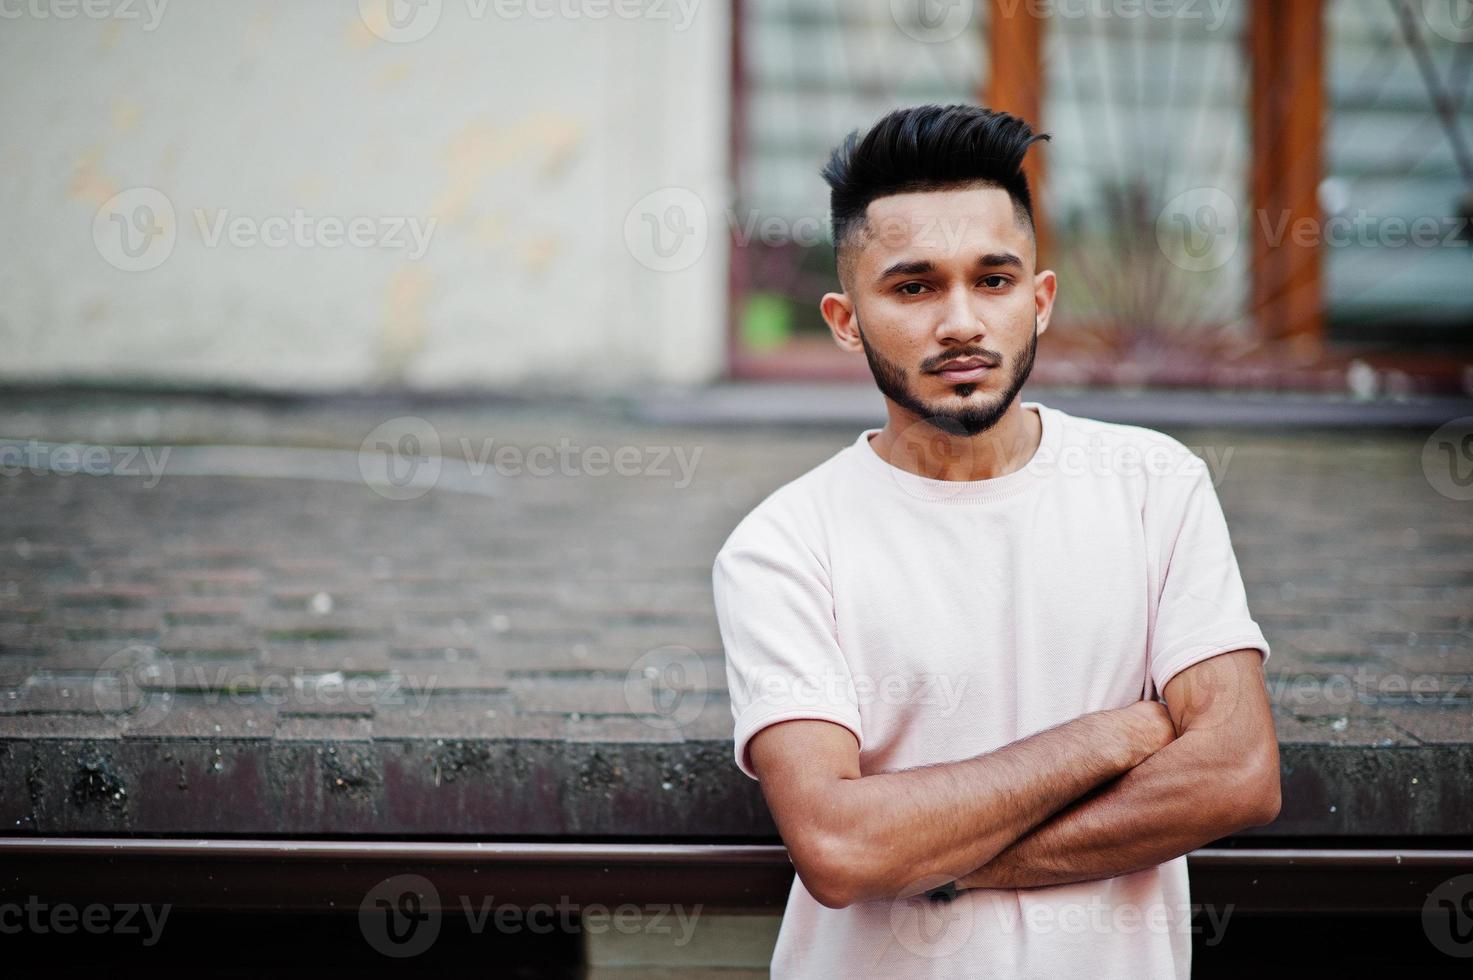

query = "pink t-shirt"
[712, 401, 1270, 979]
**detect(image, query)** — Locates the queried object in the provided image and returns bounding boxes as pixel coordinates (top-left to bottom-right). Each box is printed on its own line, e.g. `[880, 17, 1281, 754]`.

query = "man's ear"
[1033, 268, 1058, 337]
[821, 292, 863, 353]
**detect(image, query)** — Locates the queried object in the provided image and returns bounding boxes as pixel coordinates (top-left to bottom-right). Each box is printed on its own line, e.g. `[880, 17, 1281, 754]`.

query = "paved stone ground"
[0, 390, 1469, 838]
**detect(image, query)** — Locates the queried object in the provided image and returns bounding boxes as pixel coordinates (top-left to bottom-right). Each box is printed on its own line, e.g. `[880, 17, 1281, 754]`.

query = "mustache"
[922, 348, 1003, 373]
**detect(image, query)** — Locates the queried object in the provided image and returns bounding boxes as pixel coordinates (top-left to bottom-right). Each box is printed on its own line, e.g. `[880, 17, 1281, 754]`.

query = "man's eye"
[980, 275, 1010, 289]
[897, 282, 928, 296]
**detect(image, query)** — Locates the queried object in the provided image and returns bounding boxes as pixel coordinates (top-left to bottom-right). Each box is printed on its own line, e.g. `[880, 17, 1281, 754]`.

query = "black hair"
[822, 104, 1049, 267]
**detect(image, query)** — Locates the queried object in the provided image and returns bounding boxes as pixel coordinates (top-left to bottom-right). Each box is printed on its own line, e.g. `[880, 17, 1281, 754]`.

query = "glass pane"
[737, 0, 987, 352]
[1325, 0, 1473, 344]
[1041, 1, 1254, 379]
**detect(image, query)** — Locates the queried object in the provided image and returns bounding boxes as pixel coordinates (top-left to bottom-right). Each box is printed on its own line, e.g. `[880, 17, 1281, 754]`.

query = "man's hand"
[747, 700, 1178, 909]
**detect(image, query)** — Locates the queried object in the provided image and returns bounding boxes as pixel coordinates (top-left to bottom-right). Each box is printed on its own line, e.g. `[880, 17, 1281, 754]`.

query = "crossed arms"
[748, 648, 1281, 909]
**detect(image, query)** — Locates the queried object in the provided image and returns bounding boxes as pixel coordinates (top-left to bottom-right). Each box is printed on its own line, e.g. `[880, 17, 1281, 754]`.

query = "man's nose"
[934, 286, 984, 344]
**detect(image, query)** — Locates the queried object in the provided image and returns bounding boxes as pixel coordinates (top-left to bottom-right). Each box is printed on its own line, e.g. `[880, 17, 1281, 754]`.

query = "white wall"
[0, 0, 730, 391]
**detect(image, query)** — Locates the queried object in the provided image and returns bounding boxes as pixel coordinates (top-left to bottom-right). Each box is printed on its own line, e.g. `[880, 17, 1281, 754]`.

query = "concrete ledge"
[2, 736, 1469, 838]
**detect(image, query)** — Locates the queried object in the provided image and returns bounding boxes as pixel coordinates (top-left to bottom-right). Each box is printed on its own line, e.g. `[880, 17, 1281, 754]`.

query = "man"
[711, 104, 1280, 978]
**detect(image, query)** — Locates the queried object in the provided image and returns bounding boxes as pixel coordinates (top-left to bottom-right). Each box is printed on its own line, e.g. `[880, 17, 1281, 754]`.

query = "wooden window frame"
[728, 0, 1327, 380]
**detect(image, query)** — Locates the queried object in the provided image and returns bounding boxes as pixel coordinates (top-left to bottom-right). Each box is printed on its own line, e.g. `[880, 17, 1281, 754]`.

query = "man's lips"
[930, 358, 998, 382]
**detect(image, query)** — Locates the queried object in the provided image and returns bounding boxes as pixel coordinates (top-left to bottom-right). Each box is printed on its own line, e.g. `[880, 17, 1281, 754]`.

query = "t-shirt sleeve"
[1148, 455, 1271, 697]
[712, 516, 863, 781]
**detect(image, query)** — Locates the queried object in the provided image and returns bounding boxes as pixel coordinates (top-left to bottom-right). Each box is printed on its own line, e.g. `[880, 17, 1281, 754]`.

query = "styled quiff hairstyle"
[821, 104, 1049, 284]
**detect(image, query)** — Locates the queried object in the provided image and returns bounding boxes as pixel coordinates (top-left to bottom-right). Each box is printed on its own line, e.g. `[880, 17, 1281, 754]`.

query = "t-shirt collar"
[851, 401, 1058, 503]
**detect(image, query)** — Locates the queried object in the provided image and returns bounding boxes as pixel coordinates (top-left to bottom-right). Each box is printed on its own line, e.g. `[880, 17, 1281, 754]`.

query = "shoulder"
[713, 444, 855, 567]
[1040, 404, 1210, 484]
[1045, 404, 1199, 458]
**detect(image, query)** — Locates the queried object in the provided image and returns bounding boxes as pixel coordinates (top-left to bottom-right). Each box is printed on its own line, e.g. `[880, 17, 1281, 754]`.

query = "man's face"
[826, 185, 1055, 437]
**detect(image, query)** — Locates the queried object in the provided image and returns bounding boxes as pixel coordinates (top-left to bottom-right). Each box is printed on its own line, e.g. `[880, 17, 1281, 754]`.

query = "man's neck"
[868, 400, 1041, 482]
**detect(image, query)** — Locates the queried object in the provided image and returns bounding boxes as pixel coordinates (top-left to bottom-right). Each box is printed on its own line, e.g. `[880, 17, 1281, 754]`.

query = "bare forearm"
[959, 731, 1274, 891]
[822, 708, 1155, 900]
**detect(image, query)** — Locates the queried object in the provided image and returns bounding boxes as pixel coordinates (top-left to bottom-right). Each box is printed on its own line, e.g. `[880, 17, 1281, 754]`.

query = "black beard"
[856, 317, 1038, 437]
